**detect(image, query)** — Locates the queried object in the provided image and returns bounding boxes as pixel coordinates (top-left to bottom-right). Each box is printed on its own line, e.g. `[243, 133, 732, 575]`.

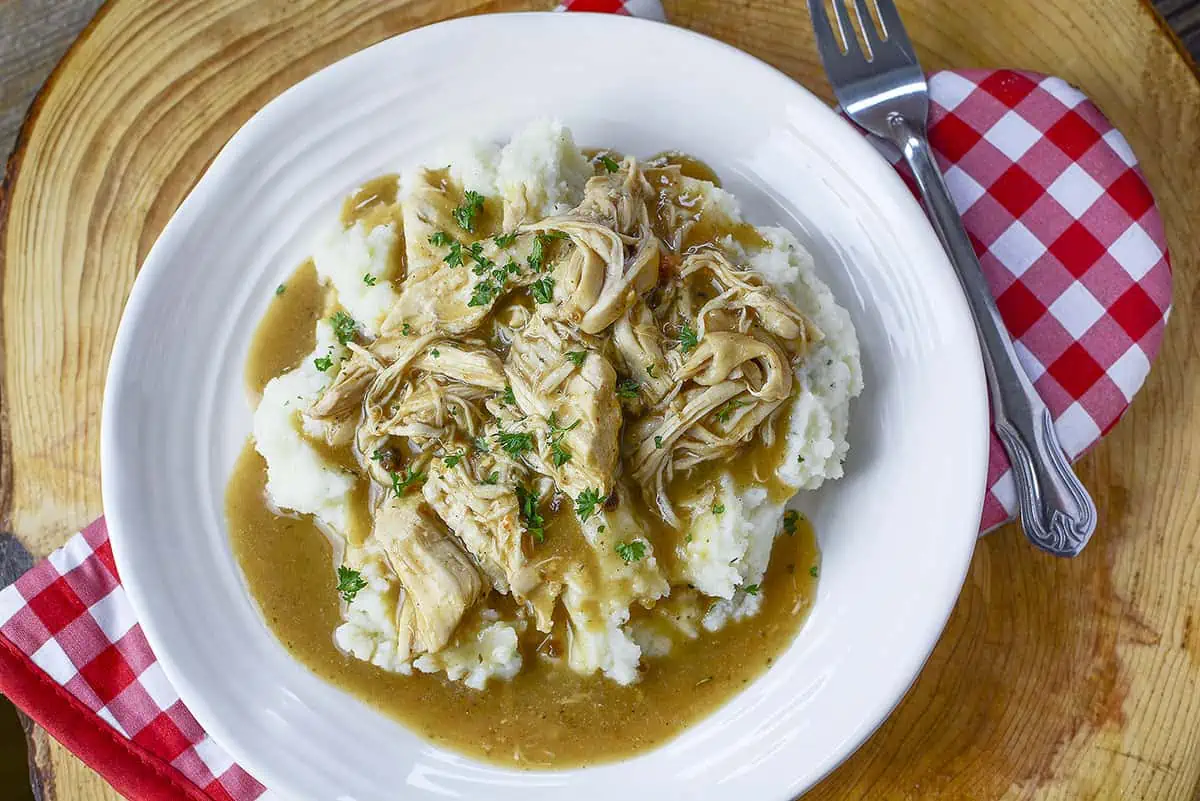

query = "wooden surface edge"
[1, 4, 123, 800]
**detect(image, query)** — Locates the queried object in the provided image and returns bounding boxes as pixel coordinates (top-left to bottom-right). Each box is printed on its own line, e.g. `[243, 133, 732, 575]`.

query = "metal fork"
[808, 0, 1097, 557]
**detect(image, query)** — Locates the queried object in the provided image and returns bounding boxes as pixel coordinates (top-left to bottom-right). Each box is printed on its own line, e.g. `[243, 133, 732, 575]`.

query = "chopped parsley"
[743, 583, 760, 595]
[530, 276, 555, 304]
[713, 503, 725, 515]
[429, 231, 452, 247]
[654, 435, 664, 449]
[809, 565, 820, 578]
[527, 231, 566, 273]
[389, 466, 426, 497]
[313, 351, 334, 372]
[493, 231, 518, 248]
[442, 451, 464, 468]
[430, 348, 440, 358]
[598, 525, 606, 534]
[515, 485, 546, 544]
[401, 322, 412, 336]
[715, 398, 747, 423]
[645, 363, 657, 377]
[330, 310, 358, 345]
[678, 322, 699, 353]
[453, 190, 485, 232]
[565, 351, 587, 367]
[474, 435, 490, 454]
[444, 240, 465, 268]
[468, 257, 520, 308]
[275, 283, 286, 296]
[336, 566, 368, 604]
[575, 488, 605, 522]
[482, 471, 500, 485]
[783, 510, 800, 536]
[370, 447, 389, 462]
[502, 385, 517, 405]
[615, 540, 646, 564]
[468, 279, 501, 307]
[362, 273, 378, 286]
[616, 379, 640, 399]
[495, 430, 534, 460]
[547, 412, 580, 467]
[598, 154, 620, 173]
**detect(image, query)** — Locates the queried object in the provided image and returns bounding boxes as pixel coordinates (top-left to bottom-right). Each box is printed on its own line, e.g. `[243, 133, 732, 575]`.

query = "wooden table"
[3, 1, 1200, 799]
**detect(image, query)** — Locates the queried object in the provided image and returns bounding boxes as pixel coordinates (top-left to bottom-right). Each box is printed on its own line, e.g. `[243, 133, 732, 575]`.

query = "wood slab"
[2, 0, 1199, 798]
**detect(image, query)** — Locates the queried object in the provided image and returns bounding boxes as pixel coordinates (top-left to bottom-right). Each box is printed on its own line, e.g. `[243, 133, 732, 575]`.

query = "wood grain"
[1, 1, 1199, 799]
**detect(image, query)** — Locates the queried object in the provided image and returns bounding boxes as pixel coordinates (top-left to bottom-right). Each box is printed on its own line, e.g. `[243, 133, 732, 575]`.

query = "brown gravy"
[227, 159, 821, 768]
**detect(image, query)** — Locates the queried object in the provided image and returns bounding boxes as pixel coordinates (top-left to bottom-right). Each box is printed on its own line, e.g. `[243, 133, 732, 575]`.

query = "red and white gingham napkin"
[0, 4, 1171, 801]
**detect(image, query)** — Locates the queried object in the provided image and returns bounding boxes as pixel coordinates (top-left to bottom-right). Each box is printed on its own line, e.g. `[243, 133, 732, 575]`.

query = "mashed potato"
[253, 120, 861, 689]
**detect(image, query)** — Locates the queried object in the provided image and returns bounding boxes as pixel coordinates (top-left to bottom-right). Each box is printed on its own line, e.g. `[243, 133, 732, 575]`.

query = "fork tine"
[807, 0, 864, 61]
[846, 0, 880, 57]
[871, 0, 918, 55]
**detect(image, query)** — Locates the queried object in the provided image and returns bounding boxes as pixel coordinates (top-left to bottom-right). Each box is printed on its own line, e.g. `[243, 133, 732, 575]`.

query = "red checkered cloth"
[0, 6, 1172, 801]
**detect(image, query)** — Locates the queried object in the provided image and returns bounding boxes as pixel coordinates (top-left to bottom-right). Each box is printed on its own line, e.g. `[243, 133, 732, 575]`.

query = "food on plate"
[227, 120, 862, 766]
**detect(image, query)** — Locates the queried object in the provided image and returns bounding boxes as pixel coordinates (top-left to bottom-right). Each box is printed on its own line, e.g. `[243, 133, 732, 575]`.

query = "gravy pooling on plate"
[227, 121, 862, 767]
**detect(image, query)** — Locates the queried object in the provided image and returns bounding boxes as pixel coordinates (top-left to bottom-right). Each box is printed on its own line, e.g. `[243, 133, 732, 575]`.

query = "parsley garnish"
[615, 540, 646, 564]
[713, 503, 725, 515]
[468, 282, 499, 307]
[431, 348, 440, 358]
[429, 231, 452, 247]
[531, 276, 555, 304]
[363, 273, 378, 286]
[645, 363, 656, 377]
[678, 322, 699, 353]
[654, 435, 664, 449]
[466, 242, 489, 270]
[550, 444, 571, 466]
[313, 352, 334, 372]
[468, 258, 520, 308]
[444, 240, 465, 268]
[482, 471, 499, 485]
[616, 379, 640, 399]
[809, 565, 820, 578]
[330, 311, 358, 345]
[565, 351, 587, 367]
[528, 235, 546, 272]
[443, 451, 464, 468]
[493, 231, 518, 248]
[527, 231, 565, 273]
[401, 322, 412, 336]
[547, 412, 580, 467]
[495, 430, 534, 460]
[336, 566, 368, 604]
[275, 284, 286, 296]
[743, 583, 760, 595]
[783, 510, 800, 536]
[715, 398, 747, 423]
[474, 435, 489, 454]
[575, 488, 605, 522]
[502, 385, 516, 405]
[599, 154, 620, 173]
[453, 190, 485, 232]
[370, 447, 389, 462]
[389, 467, 426, 497]
[515, 485, 546, 544]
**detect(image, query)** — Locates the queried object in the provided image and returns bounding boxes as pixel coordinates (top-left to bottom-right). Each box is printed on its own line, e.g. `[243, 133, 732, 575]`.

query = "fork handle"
[889, 116, 1098, 556]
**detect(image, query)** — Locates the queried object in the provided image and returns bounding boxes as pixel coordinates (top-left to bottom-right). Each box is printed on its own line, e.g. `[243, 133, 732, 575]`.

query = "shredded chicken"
[375, 496, 485, 654]
[300, 150, 821, 664]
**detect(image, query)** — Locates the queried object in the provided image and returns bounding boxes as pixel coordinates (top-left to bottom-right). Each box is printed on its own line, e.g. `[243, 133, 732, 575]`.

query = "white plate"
[102, 12, 988, 801]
